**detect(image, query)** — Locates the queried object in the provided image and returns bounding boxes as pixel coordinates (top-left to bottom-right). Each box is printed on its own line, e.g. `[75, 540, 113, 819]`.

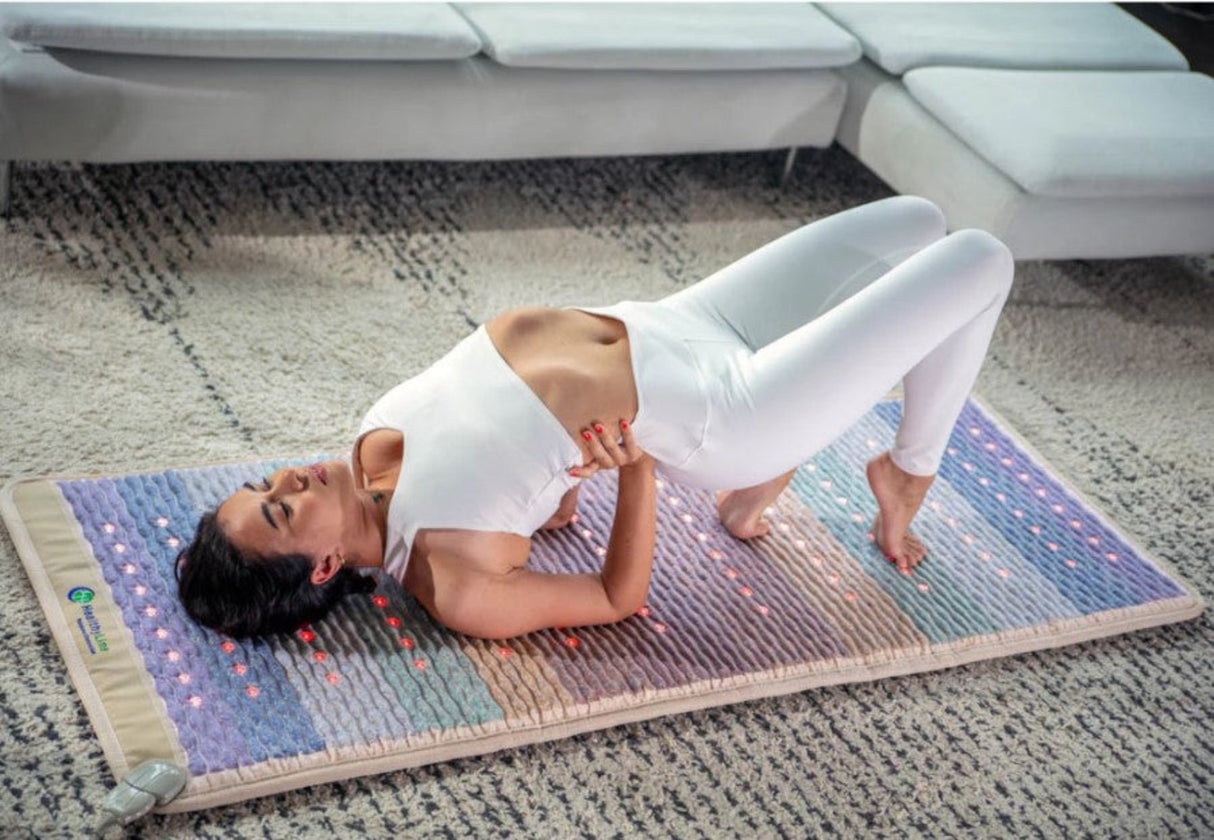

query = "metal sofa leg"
[0, 161, 11, 217]
[777, 147, 798, 188]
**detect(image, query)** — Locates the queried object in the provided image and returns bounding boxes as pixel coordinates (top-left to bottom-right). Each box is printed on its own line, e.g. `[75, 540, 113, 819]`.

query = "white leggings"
[630, 195, 1014, 491]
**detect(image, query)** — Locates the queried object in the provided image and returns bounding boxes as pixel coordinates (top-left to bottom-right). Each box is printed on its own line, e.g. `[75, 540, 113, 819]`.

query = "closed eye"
[281, 501, 292, 522]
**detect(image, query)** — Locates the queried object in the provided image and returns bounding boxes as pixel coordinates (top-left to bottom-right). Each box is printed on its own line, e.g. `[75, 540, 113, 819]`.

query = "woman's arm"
[437, 424, 657, 639]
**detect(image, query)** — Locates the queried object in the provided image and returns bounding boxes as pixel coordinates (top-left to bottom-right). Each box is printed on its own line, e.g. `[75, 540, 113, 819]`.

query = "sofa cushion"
[902, 68, 1214, 200]
[0, 3, 482, 61]
[453, 2, 860, 70]
[816, 2, 1187, 75]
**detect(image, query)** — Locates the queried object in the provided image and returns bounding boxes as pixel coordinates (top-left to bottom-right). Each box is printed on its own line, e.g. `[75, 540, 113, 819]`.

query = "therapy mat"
[2, 399, 1203, 815]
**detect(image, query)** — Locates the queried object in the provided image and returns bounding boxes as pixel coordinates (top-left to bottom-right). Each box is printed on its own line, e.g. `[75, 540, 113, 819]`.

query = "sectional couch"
[1, 2, 1212, 260]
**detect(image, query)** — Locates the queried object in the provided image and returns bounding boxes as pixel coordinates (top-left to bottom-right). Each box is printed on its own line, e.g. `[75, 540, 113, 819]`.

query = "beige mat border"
[1, 397, 1204, 814]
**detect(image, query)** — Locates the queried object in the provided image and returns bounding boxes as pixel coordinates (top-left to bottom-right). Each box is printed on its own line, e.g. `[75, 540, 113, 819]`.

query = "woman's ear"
[310, 553, 343, 586]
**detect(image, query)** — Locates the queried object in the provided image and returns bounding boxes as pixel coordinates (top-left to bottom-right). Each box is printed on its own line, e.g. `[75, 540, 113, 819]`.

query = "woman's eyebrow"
[240, 482, 279, 530]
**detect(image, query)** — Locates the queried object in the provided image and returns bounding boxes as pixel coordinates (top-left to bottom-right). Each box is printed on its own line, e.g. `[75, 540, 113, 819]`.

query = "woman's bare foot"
[715, 469, 796, 540]
[866, 452, 934, 573]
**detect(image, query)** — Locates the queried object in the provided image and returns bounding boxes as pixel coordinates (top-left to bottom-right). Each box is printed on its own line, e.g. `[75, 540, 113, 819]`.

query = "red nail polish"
[583, 431, 592, 440]
[594, 424, 604, 434]
[620, 420, 629, 430]
[569, 469, 579, 476]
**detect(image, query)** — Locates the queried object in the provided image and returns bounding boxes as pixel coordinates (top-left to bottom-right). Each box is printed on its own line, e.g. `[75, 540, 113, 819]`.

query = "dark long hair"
[174, 511, 376, 639]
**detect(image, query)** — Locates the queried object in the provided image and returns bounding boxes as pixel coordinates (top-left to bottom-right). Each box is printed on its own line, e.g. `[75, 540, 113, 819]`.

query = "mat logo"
[67, 588, 109, 655]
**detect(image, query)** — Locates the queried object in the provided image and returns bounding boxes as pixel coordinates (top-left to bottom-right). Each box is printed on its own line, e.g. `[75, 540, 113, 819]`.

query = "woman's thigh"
[659, 195, 948, 351]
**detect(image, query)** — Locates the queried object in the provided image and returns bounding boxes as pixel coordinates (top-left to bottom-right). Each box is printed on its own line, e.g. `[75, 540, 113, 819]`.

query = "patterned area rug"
[1, 149, 1212, 839]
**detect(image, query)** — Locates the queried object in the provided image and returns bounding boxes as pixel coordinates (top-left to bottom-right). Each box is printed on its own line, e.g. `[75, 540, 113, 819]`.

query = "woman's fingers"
[617, 419, 644, 464]
[580, 424, 615, 469]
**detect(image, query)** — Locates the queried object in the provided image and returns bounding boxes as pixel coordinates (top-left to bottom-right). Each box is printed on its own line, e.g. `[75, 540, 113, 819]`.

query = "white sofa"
[2, 2, 1212, 260]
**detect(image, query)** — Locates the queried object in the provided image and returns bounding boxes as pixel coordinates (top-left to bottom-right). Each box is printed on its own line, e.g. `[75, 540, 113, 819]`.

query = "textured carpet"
[1, 148, 1211, 839]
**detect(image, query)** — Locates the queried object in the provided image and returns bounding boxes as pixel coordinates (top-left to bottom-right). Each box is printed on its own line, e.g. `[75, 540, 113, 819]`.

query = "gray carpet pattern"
[1, 148, 1211, 839]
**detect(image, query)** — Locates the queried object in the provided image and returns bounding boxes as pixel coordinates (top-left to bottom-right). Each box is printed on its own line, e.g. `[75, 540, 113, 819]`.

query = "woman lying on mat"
[175, 196, 1014, 641]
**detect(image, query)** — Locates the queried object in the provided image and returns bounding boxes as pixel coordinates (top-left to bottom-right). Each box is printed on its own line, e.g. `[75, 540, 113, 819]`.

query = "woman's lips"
[309, 464, 328, 485]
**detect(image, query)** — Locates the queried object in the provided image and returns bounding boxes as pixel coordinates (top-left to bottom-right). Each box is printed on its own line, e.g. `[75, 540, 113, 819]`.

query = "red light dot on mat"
[962, 462, 974, 472]
[835, 497, 848, 507]
[246, 686, 260, 699]
[725, 568, 738, 579]
[997, 569, 1010, 578]
[1048, 543, 1059, 552]
[581, 528, 593, 538]
[1087, 536, 1100, 546]
[844, 592, 857, 603]
[637, 606, 650, 617]
[114, 544, 126, 554]
[386, 617, 401, 629]
[313, 651, 327, 663]
[156, 628, 169, 640]
[299, 630, 316, 643]
[595, 546, 607, 557]
[805, 464, 817, 472]
[739, 586, 753, 597]
[188, 696, 203, 708]
[177, 673, 191, 685]
[996, 493, 1007, 502]
[655, 480, 665, 488]
[827, 574, 841, 586]
[103, 523, 116, 534]
[795, 539, 806, 549]
[708, 550, 723, 560]
[400, 638, 414, 649]
[758, 604, 772, 615]
[1070, 520, 1082, 529]
[917, 583, 930, 593]
[122, 563, 136, 575]
[698, 532, 710, 541]
[1012, 510, 1024, 519]
[166, 537, 180, 548]
[1036, 488, 1047, 498]
[866, 533, 876, 543]
[156, 517, 169, 527]
[653, 624, 667, 634]
[681, 513, 694, 523]
[134, 585, 146, 597]
[497, 647, 513, 658]
[866, 438, 876, 448]
[220, 640, 235, 653]
[668, 497, 682, 506]
[1065, 559, 1078, 569]
[326, 673, 340, 685]
[1001, 458, 1013, 467]
[414, 660, 427, 670]
[564, 636, 580, 648]
[948, 517, 959, 527]
[569, 513, 580, 523]
[372, 596, 388, 608]
[1018, 473, 1030, 482]
[166, 651, 180, 663]
[979, 552, 992, 561]
[962, 534, 975, 544]
[978, 478, 989, 486]
[929, 501, 941, 511]
[811, 555, 825, 566]
[985, 442, 997, 451]
[233, 663, 247, 676]
[1030, 525, 1041, 535]
[947, 448, 958, 456]
[1053, 504, 1065, 514]
[851, 513, 864, 523]
[970, 427, 981, 436]
[144, 606, 158, 618]
[1106, 553, 1119, 561]
[820, 480, 832, 489]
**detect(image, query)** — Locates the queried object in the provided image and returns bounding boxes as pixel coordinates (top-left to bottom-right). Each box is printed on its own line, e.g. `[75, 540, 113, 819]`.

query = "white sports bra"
[356, 322, 584, 583]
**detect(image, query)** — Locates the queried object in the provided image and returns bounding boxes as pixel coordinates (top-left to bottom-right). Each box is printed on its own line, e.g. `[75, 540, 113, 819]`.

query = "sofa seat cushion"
[902, 67, 1214, 200]
[816, 2, 1187, 75]
[454, 2, 860, 70]
[0, 2, 482, 61]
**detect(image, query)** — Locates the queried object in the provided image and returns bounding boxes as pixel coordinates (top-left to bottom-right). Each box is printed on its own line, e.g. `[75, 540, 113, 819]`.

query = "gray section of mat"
[0, 150, 1211, 839]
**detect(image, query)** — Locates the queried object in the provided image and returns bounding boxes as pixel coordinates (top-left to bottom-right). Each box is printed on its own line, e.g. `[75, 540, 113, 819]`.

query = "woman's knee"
[946, 228, 1015, 296]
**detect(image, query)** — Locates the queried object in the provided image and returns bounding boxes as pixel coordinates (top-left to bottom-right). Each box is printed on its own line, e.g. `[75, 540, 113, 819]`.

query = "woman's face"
[216, 460, 364, 569]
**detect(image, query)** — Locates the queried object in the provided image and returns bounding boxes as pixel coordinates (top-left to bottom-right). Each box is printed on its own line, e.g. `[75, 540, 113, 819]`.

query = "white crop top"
[357, 323, 584, 584]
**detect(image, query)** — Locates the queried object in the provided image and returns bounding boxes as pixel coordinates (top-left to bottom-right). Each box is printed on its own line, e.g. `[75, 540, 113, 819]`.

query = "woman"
[175, 196, 1014, 641]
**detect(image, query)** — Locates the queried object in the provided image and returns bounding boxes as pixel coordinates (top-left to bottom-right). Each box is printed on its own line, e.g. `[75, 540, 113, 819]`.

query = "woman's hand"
[571, 418, 651, 479]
